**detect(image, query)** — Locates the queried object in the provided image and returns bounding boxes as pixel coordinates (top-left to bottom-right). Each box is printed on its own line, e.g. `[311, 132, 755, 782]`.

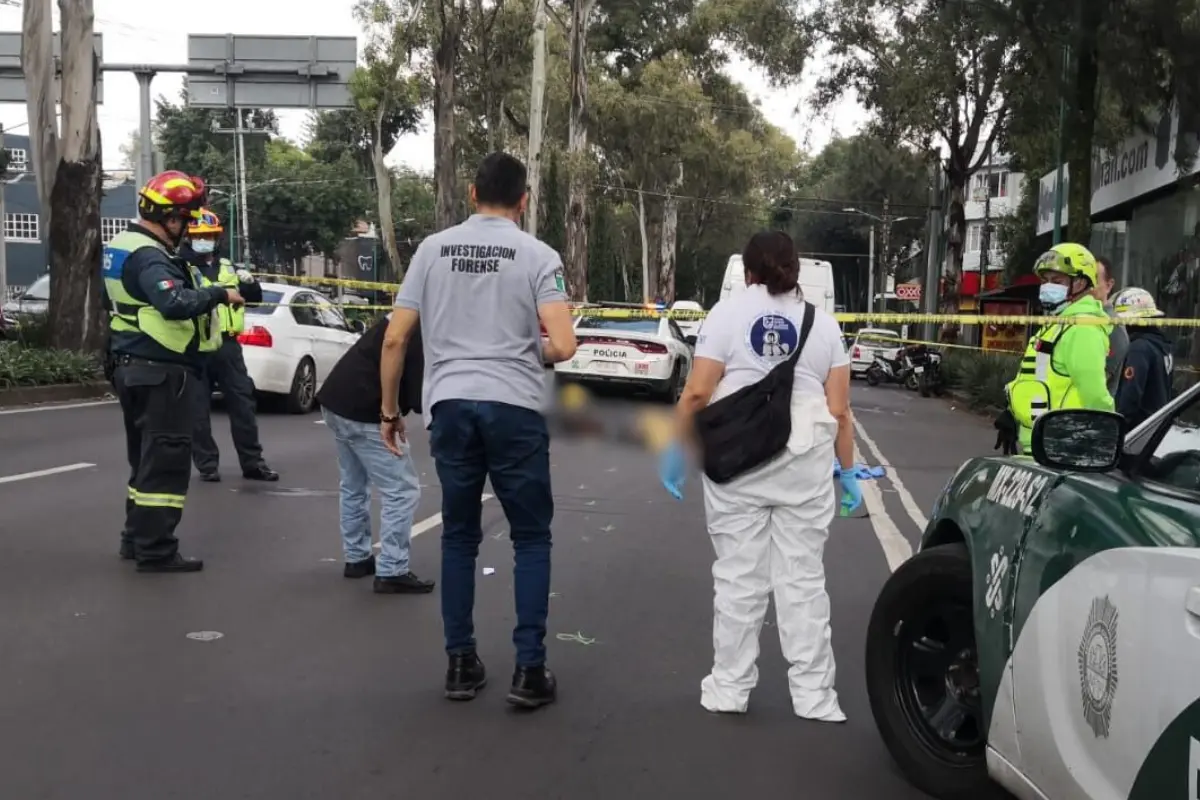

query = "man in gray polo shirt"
[379, 152, 577, 710]
[1095, 256, 1130, 394]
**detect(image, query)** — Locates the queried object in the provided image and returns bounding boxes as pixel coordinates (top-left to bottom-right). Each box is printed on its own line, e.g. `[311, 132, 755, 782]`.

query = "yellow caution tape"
[250, 273, 401, 293]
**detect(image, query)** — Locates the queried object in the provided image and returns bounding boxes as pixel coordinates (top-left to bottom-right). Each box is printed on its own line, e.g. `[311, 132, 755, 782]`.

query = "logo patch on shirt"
[1123, 365, 1135, 380]
[746, 313, 798, 361]
[554, 269, 566, 293]
[156, 279, 178, 291]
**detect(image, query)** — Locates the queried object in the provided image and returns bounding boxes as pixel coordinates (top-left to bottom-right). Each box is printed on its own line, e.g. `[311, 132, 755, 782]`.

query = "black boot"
[243, 464, 279, 482]
[198, 471, 221, 483]
[507, 665, 557, 709]
[373, 572, 436, 594]
[343, 555, 376, 578]
[136, 553, 204, 573]
[445, 653, 487, 701]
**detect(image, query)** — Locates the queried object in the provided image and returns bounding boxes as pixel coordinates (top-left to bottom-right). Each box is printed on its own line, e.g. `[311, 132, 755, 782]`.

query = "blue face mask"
[1039, 283, 1069, 308]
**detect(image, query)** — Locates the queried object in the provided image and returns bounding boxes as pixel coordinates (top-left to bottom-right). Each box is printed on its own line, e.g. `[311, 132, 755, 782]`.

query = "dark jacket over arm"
[315, 316, 425, 423]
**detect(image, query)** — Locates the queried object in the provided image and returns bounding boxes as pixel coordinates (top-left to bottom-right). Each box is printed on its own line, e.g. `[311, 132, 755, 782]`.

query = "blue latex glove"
[659, 441, 686, 500]
[839, 470, 863, 516]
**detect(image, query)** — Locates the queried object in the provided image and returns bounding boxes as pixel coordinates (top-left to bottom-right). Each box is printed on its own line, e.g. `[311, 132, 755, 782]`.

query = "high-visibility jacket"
[103, 230, 221, 355]
[198, 259, 245, 335]
[1006, 294, 1115, 449]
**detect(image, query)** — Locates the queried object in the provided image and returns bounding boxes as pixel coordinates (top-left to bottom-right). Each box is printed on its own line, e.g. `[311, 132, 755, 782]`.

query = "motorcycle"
[905, 344, 945, 397]
[864, 347, 918, 390]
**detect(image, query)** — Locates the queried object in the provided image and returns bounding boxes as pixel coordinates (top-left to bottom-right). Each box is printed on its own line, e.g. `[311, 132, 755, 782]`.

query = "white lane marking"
[854, 443, 912, 571]
[853, 416, 928, 530]
[0, 462, 96, 484]
[373, 493, 494, 548]
[314, 420, 325, 424]
[0, 399, 116, 416]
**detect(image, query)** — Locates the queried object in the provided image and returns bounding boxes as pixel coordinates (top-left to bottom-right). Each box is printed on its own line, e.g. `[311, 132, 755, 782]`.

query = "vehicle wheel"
[865, 365, 882, 386]
[865, 543, 1002, 800]
[661, 362, 685, 403]
[285, 357, 317, 414]
[919, 373, 931, 397]
[905, 372, 920, 391]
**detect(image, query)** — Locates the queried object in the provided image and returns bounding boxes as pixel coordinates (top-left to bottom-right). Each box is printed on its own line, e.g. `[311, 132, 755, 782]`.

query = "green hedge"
[940, 349, 1021, 412]
[0, 342, 101, 388]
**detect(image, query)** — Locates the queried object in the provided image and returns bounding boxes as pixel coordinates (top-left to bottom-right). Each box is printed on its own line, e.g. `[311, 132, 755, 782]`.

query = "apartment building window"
[4, 212, 39, 241]
[4, 148, 27, 172]
[100, 217, 127, 243]
[973, 170, 1009, 199]
[965, 221, 983, 252]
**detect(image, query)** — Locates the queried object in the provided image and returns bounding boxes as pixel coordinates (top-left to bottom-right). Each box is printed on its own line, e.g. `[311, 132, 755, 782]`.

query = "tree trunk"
[564, 0, 597, 301]
[637, 186, 650, 302]
[524, 0, 548, 236]
[21, 0, 56, 230]
[1066, 15, 1101, 243]
[49, 0, 104, 353]
[657, 161, 683, 303]
[372, 107, 403, 278]
[943, 171, 967, 304]
[433, 2, 460, 231]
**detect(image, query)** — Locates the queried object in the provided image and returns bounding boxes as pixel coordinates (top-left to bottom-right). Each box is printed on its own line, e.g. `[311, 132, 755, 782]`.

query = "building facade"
[960, 154, 1025, 303]
[3, 133, 138, 294]
[1034, 102, 1200, 367]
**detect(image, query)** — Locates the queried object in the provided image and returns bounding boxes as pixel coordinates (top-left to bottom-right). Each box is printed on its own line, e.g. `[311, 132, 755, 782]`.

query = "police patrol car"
[866, 382, 1200, 800]
[554, 303, 694, 402]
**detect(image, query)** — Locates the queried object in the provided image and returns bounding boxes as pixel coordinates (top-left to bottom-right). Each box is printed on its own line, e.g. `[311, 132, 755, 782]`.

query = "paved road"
[0, 379, 994, 799]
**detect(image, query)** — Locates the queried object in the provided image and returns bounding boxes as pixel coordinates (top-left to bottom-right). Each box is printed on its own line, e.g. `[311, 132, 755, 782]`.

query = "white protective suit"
[693, 284, 847, 721]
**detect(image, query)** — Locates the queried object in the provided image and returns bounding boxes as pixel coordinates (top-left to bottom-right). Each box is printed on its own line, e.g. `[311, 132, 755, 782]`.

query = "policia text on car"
[181, 209, 279, 484]
[103, 171, 246, 574]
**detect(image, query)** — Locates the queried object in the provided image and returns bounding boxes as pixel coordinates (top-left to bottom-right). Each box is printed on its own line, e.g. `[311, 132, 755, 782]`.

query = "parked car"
[239, 282, 364, 413]
[555, 313, 693, 402]
[670, 300, 705, 338]
[2, 274, 50, 321]
[865, 390, 1200, 800]
[850, 327, 902, 377]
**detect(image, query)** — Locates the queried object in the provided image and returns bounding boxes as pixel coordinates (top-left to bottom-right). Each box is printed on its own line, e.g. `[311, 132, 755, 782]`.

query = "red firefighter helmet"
[137, 170, 207, 223]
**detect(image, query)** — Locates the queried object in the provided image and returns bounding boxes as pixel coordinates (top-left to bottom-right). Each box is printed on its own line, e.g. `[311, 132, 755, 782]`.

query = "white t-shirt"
[694, 284, 849, 403]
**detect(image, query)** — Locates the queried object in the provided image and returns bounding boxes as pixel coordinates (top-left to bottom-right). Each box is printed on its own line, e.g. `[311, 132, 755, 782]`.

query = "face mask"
[191, 240, 216, 254]
[1039, 283, 1069, 308]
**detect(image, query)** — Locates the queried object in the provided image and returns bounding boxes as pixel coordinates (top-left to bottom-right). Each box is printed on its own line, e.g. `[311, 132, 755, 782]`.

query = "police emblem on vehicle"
[1078, 594, 1119, 738]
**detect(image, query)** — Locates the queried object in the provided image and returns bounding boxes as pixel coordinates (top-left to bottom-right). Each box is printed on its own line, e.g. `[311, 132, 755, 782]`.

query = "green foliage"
[305, 106, 422, 174]
[153, 89, 278, 187]
[774, 135, 930, 310]
[941, 349, 1021, 411]
[0, 342, 100, 388]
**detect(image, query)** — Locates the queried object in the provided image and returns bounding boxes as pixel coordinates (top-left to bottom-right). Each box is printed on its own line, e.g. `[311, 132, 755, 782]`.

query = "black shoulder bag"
[693, 301, 816, 484]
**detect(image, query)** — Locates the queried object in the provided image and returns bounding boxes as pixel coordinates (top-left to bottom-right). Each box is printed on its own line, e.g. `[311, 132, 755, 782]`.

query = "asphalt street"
[0, 377, 994, 800]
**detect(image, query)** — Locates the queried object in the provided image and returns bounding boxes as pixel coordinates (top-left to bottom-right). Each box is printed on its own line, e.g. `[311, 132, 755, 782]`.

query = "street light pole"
[867, 225, 876, 314]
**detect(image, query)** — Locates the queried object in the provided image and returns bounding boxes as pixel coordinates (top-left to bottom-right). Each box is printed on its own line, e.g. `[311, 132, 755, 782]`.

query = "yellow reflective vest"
[198, 259, 246, 335]
[103, 230, 220, 355]
[1006, 295, 1115, 449]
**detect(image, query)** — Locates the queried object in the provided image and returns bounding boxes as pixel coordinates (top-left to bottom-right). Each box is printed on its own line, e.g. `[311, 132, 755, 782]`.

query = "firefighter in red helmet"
[102, 170, 245, 573]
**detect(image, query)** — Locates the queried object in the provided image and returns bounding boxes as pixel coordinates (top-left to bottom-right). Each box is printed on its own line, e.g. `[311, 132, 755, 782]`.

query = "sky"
[0, 0, 868, 173]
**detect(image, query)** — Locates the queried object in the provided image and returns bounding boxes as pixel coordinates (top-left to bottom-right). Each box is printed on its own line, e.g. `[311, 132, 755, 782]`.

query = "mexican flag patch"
[156, 279, 177, 291]
[554, 270, 565, 293]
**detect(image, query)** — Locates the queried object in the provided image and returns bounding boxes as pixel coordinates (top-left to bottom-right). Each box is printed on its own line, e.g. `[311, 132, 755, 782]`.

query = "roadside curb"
[0, 381, 113, 409]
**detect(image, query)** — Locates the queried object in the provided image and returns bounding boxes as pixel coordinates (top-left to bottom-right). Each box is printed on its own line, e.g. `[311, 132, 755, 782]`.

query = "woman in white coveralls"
[660, 230, 860, 720]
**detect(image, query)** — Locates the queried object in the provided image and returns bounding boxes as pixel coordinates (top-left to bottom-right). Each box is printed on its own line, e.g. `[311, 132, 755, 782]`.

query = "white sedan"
[555, 314, 693, 402]
[238, 282, 365, 413]
[850, 327, 903, 377]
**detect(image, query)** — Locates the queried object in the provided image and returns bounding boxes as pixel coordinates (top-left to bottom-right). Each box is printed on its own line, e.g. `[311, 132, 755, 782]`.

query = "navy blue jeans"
[429, 399, 554, 667]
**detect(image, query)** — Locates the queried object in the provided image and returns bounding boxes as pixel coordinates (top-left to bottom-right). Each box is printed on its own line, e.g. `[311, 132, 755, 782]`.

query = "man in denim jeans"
[379, 152, 578, 709]
[316, 316, 434, 595]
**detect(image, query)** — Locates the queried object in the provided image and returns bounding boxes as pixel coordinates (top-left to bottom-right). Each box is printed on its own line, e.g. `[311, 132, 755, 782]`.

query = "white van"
[719, 255, 837, 315]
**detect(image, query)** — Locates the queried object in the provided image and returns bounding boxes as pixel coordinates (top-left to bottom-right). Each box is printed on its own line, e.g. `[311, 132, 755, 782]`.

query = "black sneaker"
[373, 572, 436, 594]
[119, 543, 134, 561]
[343, 555, 376, 578]
[445, 653, 487, 701]
[243, 465, 279, 482]
[507, 665, 557, 709]
[136, 553, 204, 573]
[198, 471, 220, 483]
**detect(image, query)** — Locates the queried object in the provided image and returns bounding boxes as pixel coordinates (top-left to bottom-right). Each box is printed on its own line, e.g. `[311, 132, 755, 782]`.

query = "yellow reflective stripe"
[130, 489, 186, 509]
[127, 486, 137, 499]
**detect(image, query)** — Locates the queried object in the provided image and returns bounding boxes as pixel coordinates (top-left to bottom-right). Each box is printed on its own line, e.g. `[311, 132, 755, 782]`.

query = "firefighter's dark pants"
[114, 356, 193, 563]
[192, 336, 264, 473]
